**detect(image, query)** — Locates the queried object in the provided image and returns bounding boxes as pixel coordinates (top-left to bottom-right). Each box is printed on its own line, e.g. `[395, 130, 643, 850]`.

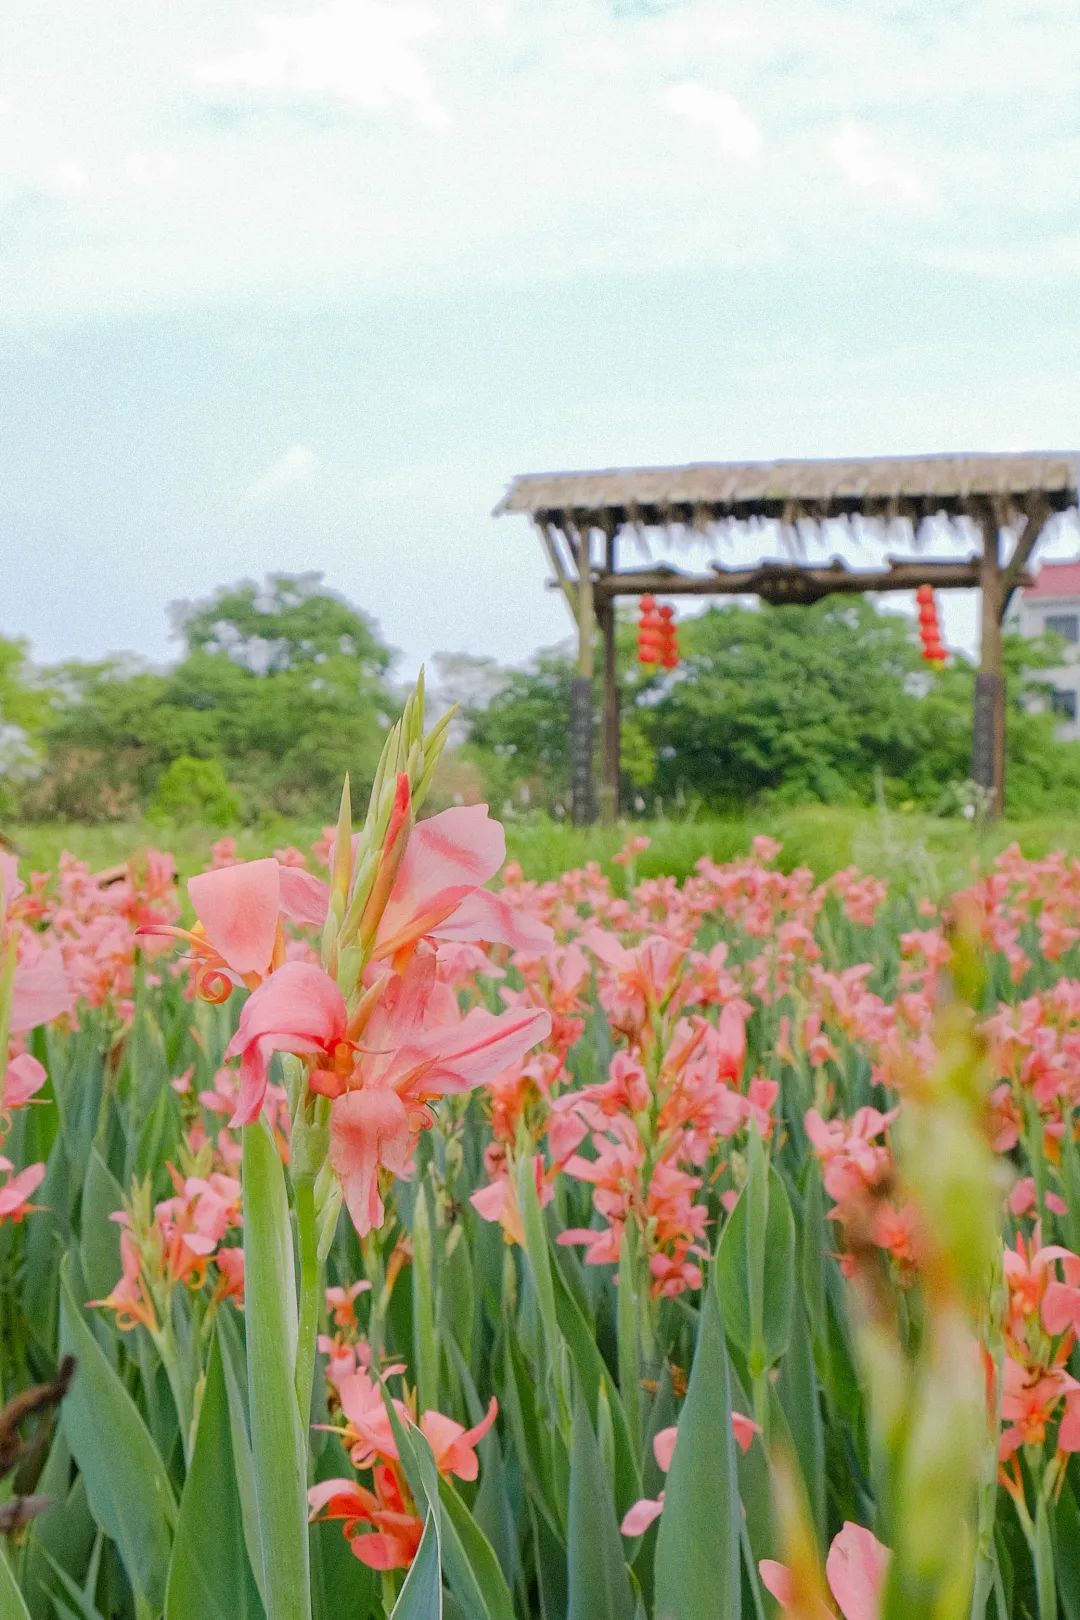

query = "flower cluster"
[311, 1343, 497, 1571]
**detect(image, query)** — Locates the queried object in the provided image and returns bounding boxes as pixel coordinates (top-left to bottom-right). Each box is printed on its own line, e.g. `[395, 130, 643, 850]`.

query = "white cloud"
[0, 0, 1077, 323]
[825, 119, 935, 212]
[243, 444, 320, 503]
[197, 3, 450, 128]
[657, 81, 762, 164]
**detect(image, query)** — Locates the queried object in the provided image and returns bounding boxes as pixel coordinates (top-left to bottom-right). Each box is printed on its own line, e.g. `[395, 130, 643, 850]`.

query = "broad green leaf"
[165, 1332, 263, 1620]
[242, 1119, 311, 1620]
[715, 1150, 795, 1378]
[1054, 1479, 1080, 1620]
[58, 1256, 177, 1613]
[776, 1298, 825, 1544]
[411, 1184, 440, 1412]
[1034, 1496, 1056, 1620]
[79, 1148, 125, 1306]
[389, 1512, 443, 1620]
[216, 1306, 266, 1610]
[550, 1255, 641, 1511]
[0, 1545, 32, 1619]
[566, 1385, 634, 1620]
[616, 1225, 643, 1464]
[654, 1284, 741, 1620]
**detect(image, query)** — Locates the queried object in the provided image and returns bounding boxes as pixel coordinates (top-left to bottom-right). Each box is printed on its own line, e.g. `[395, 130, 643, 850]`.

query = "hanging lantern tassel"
[915, 584, 948, 669]
[637, 594, 663, 666]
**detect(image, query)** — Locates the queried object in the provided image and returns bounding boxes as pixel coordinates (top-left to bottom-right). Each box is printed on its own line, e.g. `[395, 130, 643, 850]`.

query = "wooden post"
[569, 526, 596, 825]
[597, 530, 620, 825]
[972, 508, 1006, 817]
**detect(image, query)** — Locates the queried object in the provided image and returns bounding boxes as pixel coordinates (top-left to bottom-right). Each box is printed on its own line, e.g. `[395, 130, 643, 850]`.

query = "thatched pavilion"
[495, 453, 1079, 823]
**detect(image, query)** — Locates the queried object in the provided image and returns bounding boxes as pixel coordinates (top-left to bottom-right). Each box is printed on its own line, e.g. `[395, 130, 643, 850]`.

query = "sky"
[3, 0, 1080, 681]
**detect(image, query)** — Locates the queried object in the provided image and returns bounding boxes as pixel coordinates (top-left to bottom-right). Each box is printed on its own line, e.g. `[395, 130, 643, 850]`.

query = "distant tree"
[170, 573, 391, 679]
[0, 636, 54, 813]
[28, 576, 395, 821]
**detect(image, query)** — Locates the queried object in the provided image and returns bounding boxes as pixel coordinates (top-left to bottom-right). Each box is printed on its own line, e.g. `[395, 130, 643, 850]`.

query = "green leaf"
[776, 1298, 825, 1545]
[389, 1513, 443, 1620]
[654, 1283, 741, 1620]
[550, 1256, 641, 1512]
[0, 1545, 32, 1619]
[716, 1153, 795, 1377]
[58, 1256, 177, 1613]
[1053, 1479, 1080, 1620]
[242, 1119, 311, 1620]
[1034, 1495, 1057, 1620]
[411, 1184, 440, 1413]
[165, 1332, 263, 1620]
[79, 1148, 125, 1306]
[438, 1477, 517, 1620]
[566, 1384, 635, 1620]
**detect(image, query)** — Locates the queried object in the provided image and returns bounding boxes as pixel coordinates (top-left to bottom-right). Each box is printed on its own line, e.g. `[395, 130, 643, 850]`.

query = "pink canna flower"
[0, 1157, 45, 1224]
[760, 1523, 890, 1620]
[223, 961, 349, 1125]
[308, 1470, 424, 1571]
[325, 951, 550, 1235]
[10, 946, 74, 1033]
[141, 857, 290, 1001]
[2, 1053, 47, 1112]
[469, 1157, 553, 1246]
[372, 801, 552, 966]
[417, 1401, 498, 1481]
[89, 1223, 157, 1332]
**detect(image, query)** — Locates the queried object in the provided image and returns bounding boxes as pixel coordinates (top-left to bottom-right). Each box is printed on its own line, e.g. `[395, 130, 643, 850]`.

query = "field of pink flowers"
[1, 685, 1078, 1620]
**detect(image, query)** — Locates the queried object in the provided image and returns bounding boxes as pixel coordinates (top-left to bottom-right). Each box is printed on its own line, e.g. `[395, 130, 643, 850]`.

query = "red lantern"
[915, 587, 947, 667]
[638, 594, 673, 668]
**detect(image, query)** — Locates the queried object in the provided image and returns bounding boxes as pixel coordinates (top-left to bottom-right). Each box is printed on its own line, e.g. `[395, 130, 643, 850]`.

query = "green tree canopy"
[27, 576, 394, 821]
[462, 598, 1080, 818]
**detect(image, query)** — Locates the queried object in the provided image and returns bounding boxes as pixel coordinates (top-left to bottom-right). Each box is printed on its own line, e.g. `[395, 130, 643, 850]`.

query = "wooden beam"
[591, 557, 1003, 602]
[999, 496, 1051, 617]
[535, 519, 579, 626]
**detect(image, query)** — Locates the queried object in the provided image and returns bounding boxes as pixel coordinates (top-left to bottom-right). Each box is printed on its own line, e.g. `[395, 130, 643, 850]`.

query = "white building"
[1009, 560, 1080, 740]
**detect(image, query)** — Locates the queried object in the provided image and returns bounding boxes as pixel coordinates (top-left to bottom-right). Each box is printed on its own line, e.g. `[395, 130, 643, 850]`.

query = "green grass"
[10, 803, 1080, 893]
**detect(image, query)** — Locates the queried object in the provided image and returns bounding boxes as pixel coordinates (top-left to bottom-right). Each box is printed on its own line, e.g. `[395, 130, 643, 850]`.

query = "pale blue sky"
[3, 0, 1079, 676]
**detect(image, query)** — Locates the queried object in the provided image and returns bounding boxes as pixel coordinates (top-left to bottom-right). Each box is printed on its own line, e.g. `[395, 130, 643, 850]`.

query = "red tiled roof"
[1026, 561, 1080, 598]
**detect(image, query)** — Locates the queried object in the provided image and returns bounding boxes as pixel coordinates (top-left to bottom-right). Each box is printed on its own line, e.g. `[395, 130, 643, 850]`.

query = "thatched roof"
[495, 452, 1080, 530]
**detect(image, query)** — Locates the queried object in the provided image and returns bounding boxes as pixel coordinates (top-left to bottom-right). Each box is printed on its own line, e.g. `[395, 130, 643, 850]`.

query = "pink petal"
[716, 1003, 747, 1082]
[826, 1523, 890, 1620]
[224, 962, 347, 1124]
[0, 1160, 45, 1217]
[189, 859, 281, 977]
[3, 1053, 47, 1110]
[376, 805, 505, 953]
[11, 948, 74, 1033]
[1043, 1282, 1080, 1338]
[758, 1561, 833, 1620]
[731, 1412, 762, 1453]
[621, 1496, 665, 1537]
[431, 888, 554, 955]
[415, 1006, 552, 1094]
[329, 1087, 413, 1237]
[653, 1426, 678, 1472]
[279, 866, 331, 928]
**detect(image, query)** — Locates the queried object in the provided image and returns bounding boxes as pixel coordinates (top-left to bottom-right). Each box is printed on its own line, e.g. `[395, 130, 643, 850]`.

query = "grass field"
[11, 801, 1080, 890]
